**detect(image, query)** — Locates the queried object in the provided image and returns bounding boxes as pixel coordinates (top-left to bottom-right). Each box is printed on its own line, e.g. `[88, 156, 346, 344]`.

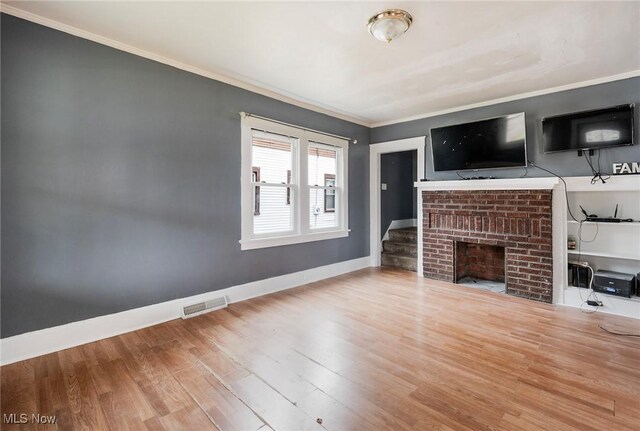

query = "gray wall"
[380, 151, 416, 238]
[372, 77, 640, 180]
[0, 14, 370, 338]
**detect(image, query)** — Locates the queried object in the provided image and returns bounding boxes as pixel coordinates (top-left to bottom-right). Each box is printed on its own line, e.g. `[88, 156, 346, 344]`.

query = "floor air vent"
[181, 296, 228, 319]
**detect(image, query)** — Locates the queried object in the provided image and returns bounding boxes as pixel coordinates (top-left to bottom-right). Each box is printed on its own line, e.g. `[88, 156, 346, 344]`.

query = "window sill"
[240, 229, 350, 251]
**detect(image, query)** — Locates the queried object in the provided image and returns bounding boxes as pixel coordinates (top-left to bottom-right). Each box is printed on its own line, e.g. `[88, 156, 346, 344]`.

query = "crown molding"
[370, 70, 640, 128]
[0, 4, 372, 127]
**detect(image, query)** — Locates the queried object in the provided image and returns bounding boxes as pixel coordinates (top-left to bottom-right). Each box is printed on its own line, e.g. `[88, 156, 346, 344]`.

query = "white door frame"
[369, 137, 426, 273]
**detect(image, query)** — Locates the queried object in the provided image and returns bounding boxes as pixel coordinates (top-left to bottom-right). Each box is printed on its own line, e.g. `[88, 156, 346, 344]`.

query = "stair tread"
[381, 252, 417, 272]
[388, 233, 417, 239]
[383, 240, 416, 246]
[389, 230, 417, 235]
[385, 241, 416, 247]
[381, 252, 416, 259]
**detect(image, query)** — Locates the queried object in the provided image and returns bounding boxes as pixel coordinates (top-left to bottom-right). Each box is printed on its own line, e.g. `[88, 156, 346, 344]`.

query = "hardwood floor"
[2, 267, 639, 430]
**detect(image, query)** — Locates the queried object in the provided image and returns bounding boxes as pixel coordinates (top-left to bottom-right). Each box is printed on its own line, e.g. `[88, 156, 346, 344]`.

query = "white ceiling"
[5, 1, 640, 126]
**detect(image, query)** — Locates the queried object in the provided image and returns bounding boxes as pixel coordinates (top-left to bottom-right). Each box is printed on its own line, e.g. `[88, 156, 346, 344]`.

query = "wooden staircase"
[381, 227, 417, 272]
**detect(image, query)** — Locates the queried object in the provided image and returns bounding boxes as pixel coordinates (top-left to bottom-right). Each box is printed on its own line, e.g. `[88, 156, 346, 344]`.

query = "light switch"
[381, 183, 387, 190]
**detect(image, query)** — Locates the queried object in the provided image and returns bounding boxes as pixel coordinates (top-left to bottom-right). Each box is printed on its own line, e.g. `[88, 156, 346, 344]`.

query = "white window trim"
[240, 116, 349, 250]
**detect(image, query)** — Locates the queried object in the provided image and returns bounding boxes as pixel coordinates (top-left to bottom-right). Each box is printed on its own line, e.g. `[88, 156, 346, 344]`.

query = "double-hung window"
[240, 115, 349, 250]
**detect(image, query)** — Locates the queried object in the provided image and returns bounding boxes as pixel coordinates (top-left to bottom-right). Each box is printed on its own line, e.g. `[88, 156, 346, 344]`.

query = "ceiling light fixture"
[367, 9, 413, 43]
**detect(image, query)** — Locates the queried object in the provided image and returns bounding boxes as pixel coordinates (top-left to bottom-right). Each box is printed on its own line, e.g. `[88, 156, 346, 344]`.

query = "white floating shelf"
[566, 220, 640, 227]
[567, 249, 640, 260]
[563, 175, 640, 192]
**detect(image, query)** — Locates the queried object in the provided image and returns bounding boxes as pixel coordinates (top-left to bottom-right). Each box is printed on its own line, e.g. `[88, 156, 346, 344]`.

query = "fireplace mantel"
[415, 177, 560, 191]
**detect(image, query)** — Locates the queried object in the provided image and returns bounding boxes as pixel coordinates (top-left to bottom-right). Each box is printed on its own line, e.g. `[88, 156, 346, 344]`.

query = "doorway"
[380, 150, 418, 271]
[369, 137, 425, 271]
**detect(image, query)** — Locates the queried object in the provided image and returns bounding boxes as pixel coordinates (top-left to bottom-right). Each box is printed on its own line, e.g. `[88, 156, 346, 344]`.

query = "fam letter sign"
[612, 162, 640, 175]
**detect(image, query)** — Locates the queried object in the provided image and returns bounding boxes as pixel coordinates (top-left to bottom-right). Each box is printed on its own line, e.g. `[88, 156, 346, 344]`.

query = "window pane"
[324, 174, 336, 213]
[310, 188, 337, 229]
[254, 185, 293, 235]
[252, 131, 293, 184]
[308, 143, 337, 186]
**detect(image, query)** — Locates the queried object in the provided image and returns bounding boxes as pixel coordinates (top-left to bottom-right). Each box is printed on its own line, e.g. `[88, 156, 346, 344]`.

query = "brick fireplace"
[421, 189, 553, 302]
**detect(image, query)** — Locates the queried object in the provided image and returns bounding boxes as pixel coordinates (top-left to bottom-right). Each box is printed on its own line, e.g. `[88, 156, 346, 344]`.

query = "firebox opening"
[456, 242, 506, 293]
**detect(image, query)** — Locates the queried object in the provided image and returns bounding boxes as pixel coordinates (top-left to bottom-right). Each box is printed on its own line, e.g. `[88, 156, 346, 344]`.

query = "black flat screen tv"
[430, 113, 527, 172]
[542, 104, 635, 153]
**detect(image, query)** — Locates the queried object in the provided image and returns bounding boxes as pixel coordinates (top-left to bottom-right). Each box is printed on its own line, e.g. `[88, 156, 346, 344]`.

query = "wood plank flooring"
[2, 267, 639, 430]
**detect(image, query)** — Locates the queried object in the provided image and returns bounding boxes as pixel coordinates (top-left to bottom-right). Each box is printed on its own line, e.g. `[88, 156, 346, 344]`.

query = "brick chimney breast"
[422, 190, 553, 302]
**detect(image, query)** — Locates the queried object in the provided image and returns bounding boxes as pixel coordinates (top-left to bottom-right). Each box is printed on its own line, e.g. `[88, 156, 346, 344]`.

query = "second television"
[430, 113, 527, 172]
[542, 104, 635, 153]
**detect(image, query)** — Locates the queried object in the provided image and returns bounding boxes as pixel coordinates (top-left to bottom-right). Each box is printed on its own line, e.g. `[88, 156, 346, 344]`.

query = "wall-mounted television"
[430, 113, 527, 172]
[542, 104, 635, 153]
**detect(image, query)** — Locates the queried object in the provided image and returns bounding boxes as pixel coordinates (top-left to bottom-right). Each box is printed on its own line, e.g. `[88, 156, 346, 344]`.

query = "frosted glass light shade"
[368, 9, 413, 43]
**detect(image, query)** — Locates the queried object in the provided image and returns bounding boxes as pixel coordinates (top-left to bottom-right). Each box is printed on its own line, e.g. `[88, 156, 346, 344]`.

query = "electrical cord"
[528, 160, 599, 244]
[573, 262, 637, 327]
[598, 325, 640, 337]
[575, 210, 599, 270]
[597, 149, 605, 177]
[575, 264, 601, 314]
[519, 165, 529, 178]
[584, 150, 610, 184]
[527, 160, 579, 222]
[577, 220, 599, 244]
[573, 209, 601, 314]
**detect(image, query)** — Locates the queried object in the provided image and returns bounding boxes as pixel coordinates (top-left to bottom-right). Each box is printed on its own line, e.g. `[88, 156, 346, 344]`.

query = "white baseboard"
[382, 218, 417, 241]
[0, 256, 371, 365]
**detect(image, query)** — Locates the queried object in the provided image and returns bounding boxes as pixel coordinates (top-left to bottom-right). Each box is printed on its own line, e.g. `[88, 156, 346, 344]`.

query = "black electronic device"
[579, 205, 597, 219]
[585, 217, 626, 223]
[593, 270, 636, 298]
[637, 272, 640, 297]
[577, 204, 634, 223]
[461, 176, 496, 180]
[571, 266, 591, 288]
[542, 104, 635, 154]
[430, 113, 527, 172]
